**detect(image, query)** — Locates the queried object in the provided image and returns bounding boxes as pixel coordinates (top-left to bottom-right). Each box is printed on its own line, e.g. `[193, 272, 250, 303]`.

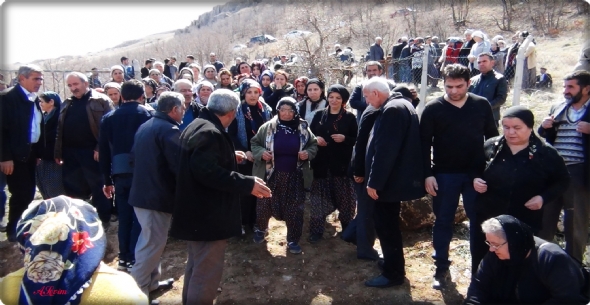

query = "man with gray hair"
[369, 36, 385, 61]
[170, 89, 272, 304]
[55, 72, 114, 227]
[153, 62, 174, 87]
[129, 91, 185, 302]
[0, 64, 44, 242]
[361, 77, 424, 288]
[174, 79, 201, 130]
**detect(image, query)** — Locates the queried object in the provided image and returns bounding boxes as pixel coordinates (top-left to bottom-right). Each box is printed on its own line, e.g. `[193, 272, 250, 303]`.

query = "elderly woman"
[468, 31, 491, 76]
[103, 82, 122, 108]
[216, 68, 234, 90]
[0, 196, 148, 305]
[465, 215, 588, 305]
[34, 92, 66, 199]
[298, 78, 327, 123]
[202, 64, 218, 86]
[177, 67, 195, 82]
[490, 41, 506, 74]
[108, 65, 125, 85]
[229, 80, 273, 232]
[265, 70, 295, 111]
[251, 97, 318, 254]
[470, 106, 570, 273]
[292, 76, 309, 103]
[308, 84, 358, 243]
[195, 81, 215, 106]
[188, 64, 203, 84]
[237, 62, 252, 76]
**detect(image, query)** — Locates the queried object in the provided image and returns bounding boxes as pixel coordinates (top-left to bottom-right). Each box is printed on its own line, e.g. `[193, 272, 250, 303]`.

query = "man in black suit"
[362, 77, 425, 288]
[0, 64, 44, 242]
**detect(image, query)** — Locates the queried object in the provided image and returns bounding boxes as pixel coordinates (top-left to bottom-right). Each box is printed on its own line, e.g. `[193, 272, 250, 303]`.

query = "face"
[465, 33, 472, 41]
[564, 79, 590, 104]
[106, 88, 121, 103]
[191, 67, 200, 77]
[498, 41, 505, 49]
[491, 43, 498, 51]
[38, 97, 54, 113]
[205, 68, 216, 79]
[239, 64, 251, 74]
[146, 62, 153, 68]
[477, 56, 495, 74]
[502, 117, 532, 146]
[261, 75, 271, 87]
[473, 36, 483, 43]
[366, 65, 381, 79]
[444, 77, 470, 102]
[220, 74, 232, 86]
[426, 38, 432, 44]
[296, 81, 306, 94]
[210, 55, 216, 62]
[150, 71, 161, 82]
[280, 56, 287, 62]
[199, 86, 213, 104]
[91, 70, 98, 76]
[122, 59, 129, 66]
[278, 105, 295, 121]
[362, 88, 385, 108]
[485, 233, 510, 260]
[252, 66, 261, 77]
[328, 92, 343, 110]
[67, 75, 89, 99]
[172, 103, 187, 123]
[176, 84, 193, 101]
[187, 57, 194, 63]
[144, 83, 154, 96]
[307, 84, 322, 101]
[245, 87, 260, 105]
[376, 39, 382, 45]
[155, 65, 164, 73]
[409, 87, 418, 99]
[274, 74, 287, 87]
[112, 70, 124, 82]
[19, 71, 44, 93]
[170, 58, 176, 64]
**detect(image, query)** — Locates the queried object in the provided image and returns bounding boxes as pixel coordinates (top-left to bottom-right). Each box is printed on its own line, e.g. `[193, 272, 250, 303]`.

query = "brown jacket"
[54, 89, 113, 159]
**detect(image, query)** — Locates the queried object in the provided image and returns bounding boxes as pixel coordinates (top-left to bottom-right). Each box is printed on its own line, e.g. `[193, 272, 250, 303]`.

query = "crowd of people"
[0, 37, 589, 305]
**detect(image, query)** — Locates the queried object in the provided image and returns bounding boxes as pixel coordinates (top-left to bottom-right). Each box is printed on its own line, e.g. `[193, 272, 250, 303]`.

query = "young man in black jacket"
[99, 79, 153, 271]
[468, 52, 508, 127]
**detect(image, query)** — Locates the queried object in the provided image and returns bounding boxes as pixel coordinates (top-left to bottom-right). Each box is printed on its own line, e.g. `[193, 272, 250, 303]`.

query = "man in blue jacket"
[468, 52, 508, 127]
[99, 79, 152, 272]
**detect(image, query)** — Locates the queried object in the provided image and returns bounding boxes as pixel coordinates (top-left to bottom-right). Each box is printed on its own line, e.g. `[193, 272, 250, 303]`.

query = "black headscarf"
[305, 78, 326, 108]
[326, 84, 350, 104]
[276, 97, 301, 130]
[502, 106, 534, 128]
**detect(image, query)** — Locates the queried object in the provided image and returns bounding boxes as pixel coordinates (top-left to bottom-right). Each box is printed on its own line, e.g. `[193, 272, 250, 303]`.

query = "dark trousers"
[563, 164, 590, 262]
[0, 171, 7, 222]
[183, 240, 228, 305]
[114, 175, 141, 262]
[373, 200, 405, 280]
[355, 182, 378, 259]
[432, 173, 477, 270]
[62, 147, 111, 223]
[5, 154, 36, 236]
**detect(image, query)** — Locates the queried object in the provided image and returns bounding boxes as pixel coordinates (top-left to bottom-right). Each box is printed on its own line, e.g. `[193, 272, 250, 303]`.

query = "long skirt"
[309, 173, 356, 236]
[35, 159, 66, 199]
[256, 169, 305, 243]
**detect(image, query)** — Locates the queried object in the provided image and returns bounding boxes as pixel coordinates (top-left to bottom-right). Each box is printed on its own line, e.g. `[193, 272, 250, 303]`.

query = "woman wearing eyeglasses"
[250, 97, 318, 254]
[465, 215, 588, 305]
[470, 106, 570, 275]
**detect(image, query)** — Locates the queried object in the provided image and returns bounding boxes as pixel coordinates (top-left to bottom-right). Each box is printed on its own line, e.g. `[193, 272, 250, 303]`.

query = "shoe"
[364, 275, 404, 288]
[127, 260, 135, 272]
[287, 242, 302, 254]
[307, 233, 322, 244]
[432, 268, 450, 290]
[156, 278, 174, 290]
[118, 260, 128, 271]
[253, 230, 265, 244]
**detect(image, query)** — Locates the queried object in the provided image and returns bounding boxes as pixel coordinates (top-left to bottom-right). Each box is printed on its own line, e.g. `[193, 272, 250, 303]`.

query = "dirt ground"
[1, 197, 472, 305]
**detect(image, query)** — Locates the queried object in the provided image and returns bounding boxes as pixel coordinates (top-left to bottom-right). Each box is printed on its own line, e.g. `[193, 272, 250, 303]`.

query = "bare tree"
[493, 0, 515, 31]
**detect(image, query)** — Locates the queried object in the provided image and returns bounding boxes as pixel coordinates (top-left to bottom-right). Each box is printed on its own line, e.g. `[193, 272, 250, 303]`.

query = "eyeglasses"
[485, 240, 507, 250]
[278, 109, 295, 113]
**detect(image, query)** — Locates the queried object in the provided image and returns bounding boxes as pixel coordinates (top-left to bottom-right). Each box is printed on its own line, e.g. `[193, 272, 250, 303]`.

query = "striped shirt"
[554, 99, 589, 165]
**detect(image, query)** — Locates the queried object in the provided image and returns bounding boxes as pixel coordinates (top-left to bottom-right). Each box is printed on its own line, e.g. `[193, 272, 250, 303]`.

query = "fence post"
[512, 35, 534, 106]
[417, 44, 430, 116]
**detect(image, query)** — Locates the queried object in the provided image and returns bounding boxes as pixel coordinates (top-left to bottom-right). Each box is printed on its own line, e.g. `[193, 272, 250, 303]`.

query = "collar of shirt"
[20, 86, 37, 102]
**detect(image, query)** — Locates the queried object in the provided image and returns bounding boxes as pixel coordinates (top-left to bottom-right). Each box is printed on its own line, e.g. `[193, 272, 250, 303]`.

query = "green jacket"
[250, 117, 318, 188]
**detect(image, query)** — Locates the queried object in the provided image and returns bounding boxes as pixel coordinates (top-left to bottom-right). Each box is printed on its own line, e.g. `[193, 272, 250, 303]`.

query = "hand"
[36, 158, 41, 166]
[251, 177, 272, 198]
[425, 176, 438, 196]
[541, 115, 554, 129]
[298, 150, 309, 160]
[577, 121, 590, 134]
[94, 150, 99, 162]
[275, 82, 283, 90]
[367, 186, 379, 200]
[262, 151, 273, 161]
[103, 185, 115, 199]
[473, 178, 488, 193]
[245, 151, 254, 162]
[0, 160, 14, 175]
[55, 158, 63, 165]
[235, 151, 247, 163]
[353, 176, 364, 183]
[524, 195, 543, 210]
[331, 134, 345, 143]
[317, 136, 328, 147]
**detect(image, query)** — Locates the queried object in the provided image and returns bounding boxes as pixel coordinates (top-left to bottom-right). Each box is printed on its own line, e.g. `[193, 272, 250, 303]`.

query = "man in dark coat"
[391, 37, 408, 83]
[369, 37, 385, 61]
[468, 52, 508, 127]
[348, 61, 395, 124]
[459, 30, 475, 68]
[0, 64, 44, 242]
[362, 77, 425, 288]
[129, 91, 184, 300]
[170, 89, 271, 305]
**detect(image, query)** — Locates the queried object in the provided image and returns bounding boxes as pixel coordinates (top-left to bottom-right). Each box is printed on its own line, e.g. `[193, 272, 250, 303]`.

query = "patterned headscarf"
[16, 196, 106, 305]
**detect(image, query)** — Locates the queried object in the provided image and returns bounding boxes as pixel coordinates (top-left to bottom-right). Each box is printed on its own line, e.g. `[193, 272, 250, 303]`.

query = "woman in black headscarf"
[470, 106, 570, 273]
[298, 78, 327, 123]
[251, 97, 318, 254]
[465, 214, 588, 305]
[308, 84, 358, 243]
[34, 92, 66, 199]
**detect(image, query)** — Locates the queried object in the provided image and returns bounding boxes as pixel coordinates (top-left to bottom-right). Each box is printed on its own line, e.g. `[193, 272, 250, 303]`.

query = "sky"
[1, 1, 225, 65]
